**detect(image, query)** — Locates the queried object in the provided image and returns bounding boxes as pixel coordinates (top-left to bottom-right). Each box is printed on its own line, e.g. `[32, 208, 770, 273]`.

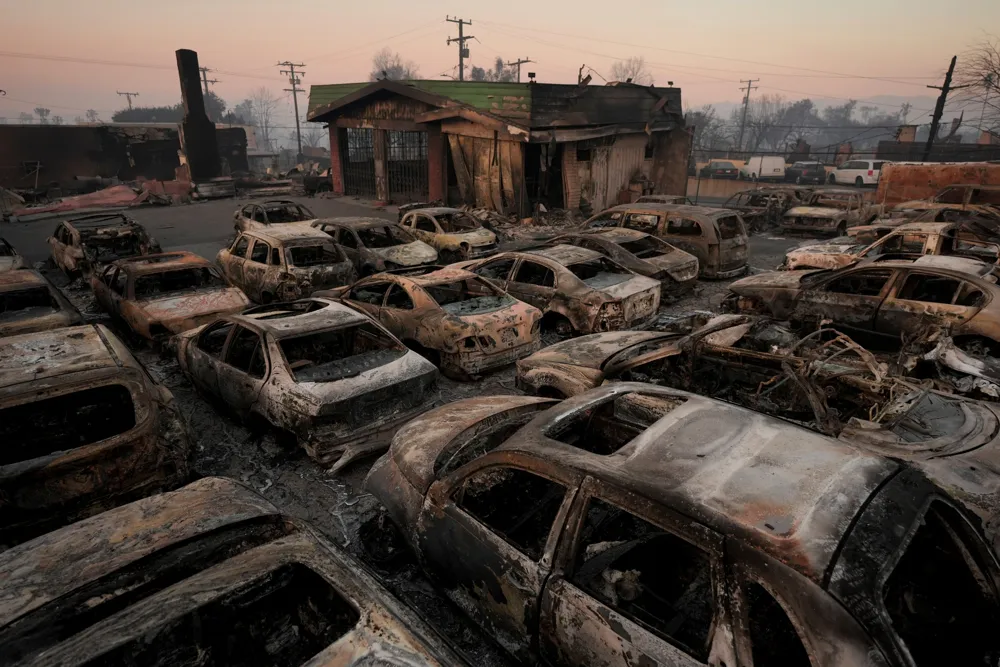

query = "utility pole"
[116, 91, 139, 110]
[923, 56, 969, 162]
[506, 57, 533, 83]
[736, 78, 759, 155]
[278, 61, 306, 163]
[199, 67, 219, 96]
[446, 16, 473, 81]
[578, 64, 586, 84]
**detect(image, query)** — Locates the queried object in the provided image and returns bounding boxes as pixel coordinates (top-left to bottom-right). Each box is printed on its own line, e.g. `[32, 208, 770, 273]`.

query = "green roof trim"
[308, 80, 532, 120]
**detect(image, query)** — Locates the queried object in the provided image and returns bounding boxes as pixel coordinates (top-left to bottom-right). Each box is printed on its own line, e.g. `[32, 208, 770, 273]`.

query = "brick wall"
[328, 126, 345, 195]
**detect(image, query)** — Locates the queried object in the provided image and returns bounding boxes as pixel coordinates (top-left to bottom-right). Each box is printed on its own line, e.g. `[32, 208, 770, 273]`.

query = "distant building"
[306, 79, 689, 214]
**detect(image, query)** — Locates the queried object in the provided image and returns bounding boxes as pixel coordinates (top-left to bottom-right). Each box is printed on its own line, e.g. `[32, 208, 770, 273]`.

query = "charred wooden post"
[176, 49, 220, 181]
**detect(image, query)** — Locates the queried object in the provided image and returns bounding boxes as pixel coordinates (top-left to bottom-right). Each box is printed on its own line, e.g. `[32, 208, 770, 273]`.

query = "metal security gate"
[341, 128, 377, 197]
[386, 130, 428, 203]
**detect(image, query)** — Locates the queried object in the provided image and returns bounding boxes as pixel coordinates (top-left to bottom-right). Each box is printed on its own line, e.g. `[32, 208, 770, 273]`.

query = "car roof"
[590, 228, 651, 243]
[852, 257, 996, 278]
[315, 217, 396, 230]
[604, 203, 732, 220]
[911, 255, 994, 275]
[526, 244, 604, 266]
[396, 266, 479, 287]
[0, 268, 47, 292]
[893, 221, 956, 233]
[244, 225, 332, 244]
[64, 213, 135, 229]
[0, 324, 121, 391]
[235, 298, 368, 339]
[114, 251, 212, 275]
[500, 383, 898, 583]
[403, 207, 463, 217]
[257, 199, 300, 207]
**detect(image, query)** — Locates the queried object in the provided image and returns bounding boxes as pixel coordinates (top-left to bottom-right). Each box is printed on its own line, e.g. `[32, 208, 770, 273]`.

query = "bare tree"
[301, 125, 326, 148]
[85, 109, 100, 123]
[369, 48, 419, 81]
[954, 36, 1000, 132]
[685, 105, 733, 159]
[245, 88, 280, 151]
[74, 116, 84, 124]
[18, 112, 33, 124]
[52, 115, 63, 125]
[34, 107, 50, 124]
[610, 56, 654, 85]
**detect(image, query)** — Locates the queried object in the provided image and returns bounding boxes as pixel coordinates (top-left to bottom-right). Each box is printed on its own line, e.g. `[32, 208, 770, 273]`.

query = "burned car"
[318, 268, 541, 380]
[313, 217, 438, 275]
[722, 186, 812, 232]
[175, 298, 437, 470]
[234, 198, 317, 232]
[780, 188, 881, 235]
[460, 245, 661, 334]
[366, 382, 1000, 666]
[0, 237, 26, 272]
[0, 324, 191, 547]
[218, 226, 355, 303]
[633, 194, 690, 205]
[0, 476, 464, 666]
[547, 229, 699, 289]
[0, 268, 83, 336]
[727, 256, 1000, 350]
[92, 251, 250, 342]
[581, 203, 749, 279]
[399, 206, 498, 262]
[47, 212, 162, 277]
[784, 221, 1000, 271]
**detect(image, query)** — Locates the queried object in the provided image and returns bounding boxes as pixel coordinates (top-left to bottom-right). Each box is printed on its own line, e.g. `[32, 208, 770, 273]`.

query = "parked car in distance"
[581, 203, 750, 278]
[0, 237, 26, 272]
[218, 226, 355, 303]
[47, 212, 162, 277]
[459, 245, 661, 334]
[398, 206, 498, 262]
[829, 159, 885, 187]
[634, 194, 690, 205]
[175, 298, 437, 470]
[318, 267, 541, 379]
[785, 160, 827, 184]
[547, 229, 699, 289]
[233, 199, 316, 232]
[698, 159, 740, 179]
[366, 382, 1000, 667]
[91, 251, 250, 342]
[0, 324, 191, 547]
[780, 188, 881, 235]
[312, 217, 438, 275]
[783, 221, 1000, 271]
[722, 186, 813, 232]
[0, 476, 464, 666]
[0, 268, 83, 336]
[727, 256, 1000, 350]
[740, 155, 786, 181]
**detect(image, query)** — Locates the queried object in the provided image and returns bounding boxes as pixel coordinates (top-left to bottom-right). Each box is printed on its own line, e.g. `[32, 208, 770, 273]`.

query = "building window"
[644, 138, 655, 159]
[576, 148, 592, 162]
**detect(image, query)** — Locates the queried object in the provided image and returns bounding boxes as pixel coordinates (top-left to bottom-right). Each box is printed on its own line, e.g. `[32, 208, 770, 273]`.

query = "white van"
[829, 159, 885, 187]
[740, 156, 785, 182]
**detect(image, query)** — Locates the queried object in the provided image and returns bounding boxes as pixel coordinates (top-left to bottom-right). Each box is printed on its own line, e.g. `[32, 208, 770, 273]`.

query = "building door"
[386, 130, 429, 203]
[341, 128, 377, 198]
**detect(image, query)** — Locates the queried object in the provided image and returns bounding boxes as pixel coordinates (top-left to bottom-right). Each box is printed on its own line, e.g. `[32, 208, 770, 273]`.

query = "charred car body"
[546, 229, 699, 290]
[460, 245, 661, 335]
[399, 206, 498, 262]
[234, 199, 317, 232]
[218, 227, 355, 303]
[318, 268, 541, 380]
[92, 251, 250, 342]
[175, 298, 437, 470]
[313, 217, 438, 275]
[0, 476, 464, 666]
[0, 269, 83, 336]
[780, 188, 881, 236]
[581, 203, 749, 279]
[0, 237, 26, 272]
[367, 382, 1000, 666]
[0, 324, 191, 547]
[48, 213, 162, 277]
[722, 186, 813, 232]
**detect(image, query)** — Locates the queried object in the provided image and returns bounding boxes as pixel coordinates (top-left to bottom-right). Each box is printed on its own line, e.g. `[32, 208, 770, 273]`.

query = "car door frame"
[874, 268, 989, 339]
[466, 255, 517, 290]
[341, 278, 392, 320]
[418, 451, 583, 659]
[217, 323, 270, 415]
[792, 266, 900, 339]
[539, 475, 733, 667]
[379, 281, 419, 339]
[243, 237, 274, 302]
[184, 319, 237, 398]
[92, 264, 119, 314]
[507, 257, 559, 312]
[221, 234, 251, 288]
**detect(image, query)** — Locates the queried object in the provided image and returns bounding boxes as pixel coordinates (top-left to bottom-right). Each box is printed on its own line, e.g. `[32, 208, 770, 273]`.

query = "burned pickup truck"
[47, 212, 162, 277]
[0, 477, 464, 665]
[175, 298, 437, 471]
[366, 382, 1000, 666]
[0, 324, 191, 547]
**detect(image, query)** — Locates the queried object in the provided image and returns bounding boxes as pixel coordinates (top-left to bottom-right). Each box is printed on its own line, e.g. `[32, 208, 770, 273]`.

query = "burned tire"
[836, 222, 847, 236]
[541, 313, 574, 336]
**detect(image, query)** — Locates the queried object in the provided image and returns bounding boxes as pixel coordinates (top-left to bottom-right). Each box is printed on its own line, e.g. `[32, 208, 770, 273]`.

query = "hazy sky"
[2, 0, 996, 135]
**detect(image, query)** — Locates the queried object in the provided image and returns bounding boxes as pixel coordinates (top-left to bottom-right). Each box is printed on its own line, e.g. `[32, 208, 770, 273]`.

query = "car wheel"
[855, 176, 864, 188]
[829, 174, 837, 184]
[836, 222, 847, 236]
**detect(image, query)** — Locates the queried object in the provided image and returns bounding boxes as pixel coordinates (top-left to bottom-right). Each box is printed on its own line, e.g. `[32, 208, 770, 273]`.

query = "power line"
[199, 67, 219, 96]
[446, 16, 474, 81]
[278, 61, 306, 162]
[506, 57, 533, 82]
[737, 79, 759, 153]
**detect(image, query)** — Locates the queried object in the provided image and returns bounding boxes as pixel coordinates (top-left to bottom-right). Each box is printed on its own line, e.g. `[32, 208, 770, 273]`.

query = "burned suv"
[47, 212, 162, 276]
[367, 383, 1000, 666]
[0, 324, 192, 547]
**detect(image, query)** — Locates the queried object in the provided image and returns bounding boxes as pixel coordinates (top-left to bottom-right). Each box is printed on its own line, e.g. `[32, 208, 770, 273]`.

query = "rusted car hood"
[785, 241, 866, 268]
[730, 270, 813, 291]
[523, 331, 675, 369]
[291, 350, 437, 415]
[137, 288, 250, 331]
[647, 251, 699, 280]
[443, 297, 539, 332]
[786, 206, 845, 219]
[290, 263, 353, 288]
[595, 274, 659, 299]
[371, 242, 438, 266]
